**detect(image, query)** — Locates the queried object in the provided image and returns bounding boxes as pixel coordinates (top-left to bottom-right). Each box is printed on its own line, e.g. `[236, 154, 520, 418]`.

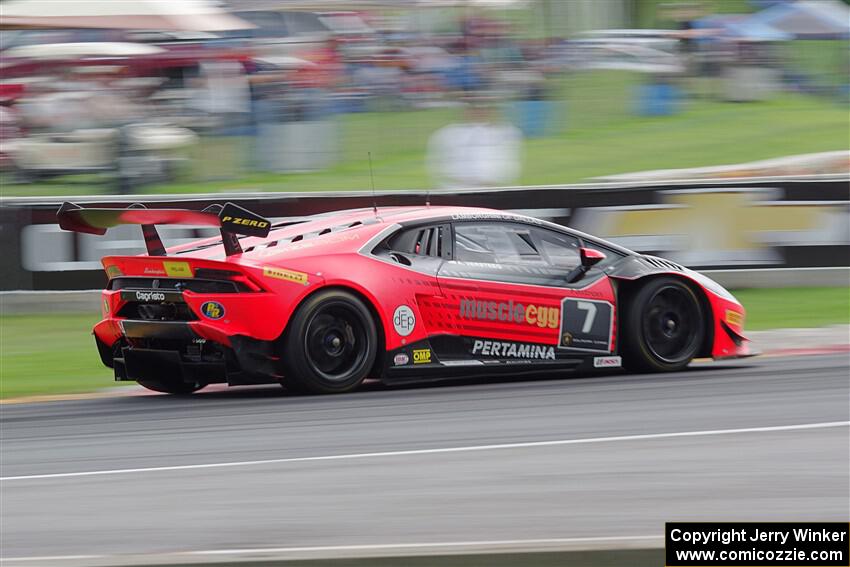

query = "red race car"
[58, 201, 751, 395]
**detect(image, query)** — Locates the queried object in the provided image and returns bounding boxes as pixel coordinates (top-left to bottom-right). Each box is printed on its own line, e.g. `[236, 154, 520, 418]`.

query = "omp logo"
[221, 216, 269, 229]
[413, 348, 431, 364]
[472, 340, 556, 360]
[459, 299, 559, 329]
[135, 291, 165, 302]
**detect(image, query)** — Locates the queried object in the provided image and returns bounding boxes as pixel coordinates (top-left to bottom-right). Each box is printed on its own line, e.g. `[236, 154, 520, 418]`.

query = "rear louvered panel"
[109, 277, 242, 293]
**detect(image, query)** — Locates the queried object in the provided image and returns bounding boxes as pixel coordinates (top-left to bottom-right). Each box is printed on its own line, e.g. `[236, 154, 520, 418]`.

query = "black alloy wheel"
[282, 289, 378, 394]
[622, 277, 705, 372]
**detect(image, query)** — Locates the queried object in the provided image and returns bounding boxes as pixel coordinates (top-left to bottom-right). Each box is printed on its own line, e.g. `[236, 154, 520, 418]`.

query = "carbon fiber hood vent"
[641, 255, 685, 272]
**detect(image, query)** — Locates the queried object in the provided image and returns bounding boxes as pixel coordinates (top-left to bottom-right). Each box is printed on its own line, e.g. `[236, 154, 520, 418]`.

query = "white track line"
[2, 421, 847, 482]
[185, 535, 663, 556]
[0, 556, 104, 564]
[0, 536, 663, 564]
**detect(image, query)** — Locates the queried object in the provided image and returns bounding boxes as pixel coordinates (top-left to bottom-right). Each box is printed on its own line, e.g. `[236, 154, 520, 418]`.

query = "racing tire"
[281, 289, 378, 394]
[137, 379, 206, 395]
[621, 277, 705, 373]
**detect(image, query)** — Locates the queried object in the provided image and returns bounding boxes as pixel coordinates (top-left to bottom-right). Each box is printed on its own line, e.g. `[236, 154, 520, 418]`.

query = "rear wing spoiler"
[57, 202, 271, 257]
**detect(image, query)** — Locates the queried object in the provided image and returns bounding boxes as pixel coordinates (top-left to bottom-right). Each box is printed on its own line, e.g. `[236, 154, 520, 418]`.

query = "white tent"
[3, 42, 166, 59]
[748, 0, 850, 38]
[0, 0, 254, 32]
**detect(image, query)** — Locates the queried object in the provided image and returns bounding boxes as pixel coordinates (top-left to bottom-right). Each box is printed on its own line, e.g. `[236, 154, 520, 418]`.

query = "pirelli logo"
[262, 267, 309, 285]
[221, 216, 270, 229]
[217, 203, 272, 237]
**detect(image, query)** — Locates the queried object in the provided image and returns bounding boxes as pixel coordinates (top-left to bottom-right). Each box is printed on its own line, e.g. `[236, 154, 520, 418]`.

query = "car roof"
[168, 205, 633, 260]
[270, 205, 509, 233]
[167, 206, 498, 259]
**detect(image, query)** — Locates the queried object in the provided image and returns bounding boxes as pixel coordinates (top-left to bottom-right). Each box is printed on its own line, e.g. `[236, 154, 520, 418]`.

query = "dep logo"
[393, 305, 415, 337]
[201, 301, 225, 320]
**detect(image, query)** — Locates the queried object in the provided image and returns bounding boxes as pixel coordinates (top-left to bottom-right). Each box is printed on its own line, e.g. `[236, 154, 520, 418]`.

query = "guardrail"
[1, 174, 847, 291]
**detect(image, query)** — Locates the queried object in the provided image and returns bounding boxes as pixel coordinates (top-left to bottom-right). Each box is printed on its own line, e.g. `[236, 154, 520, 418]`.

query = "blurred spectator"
[427, 101, 522, 189]
[190, 60, 251, 130]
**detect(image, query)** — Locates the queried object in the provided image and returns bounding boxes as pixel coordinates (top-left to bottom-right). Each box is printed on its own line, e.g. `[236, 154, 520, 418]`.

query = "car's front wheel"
[621, 277, 705, 372]
[281, 289, 378, 394]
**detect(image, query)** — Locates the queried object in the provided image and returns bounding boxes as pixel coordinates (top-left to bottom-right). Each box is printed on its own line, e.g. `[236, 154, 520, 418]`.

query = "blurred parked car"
[562, 30, 686, 74]
[230, 10, 332, 59]
[5, 122, 196, 190]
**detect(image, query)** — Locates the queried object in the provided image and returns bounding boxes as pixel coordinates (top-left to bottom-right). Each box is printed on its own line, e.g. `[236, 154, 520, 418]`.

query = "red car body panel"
[81, 205, 748, 387]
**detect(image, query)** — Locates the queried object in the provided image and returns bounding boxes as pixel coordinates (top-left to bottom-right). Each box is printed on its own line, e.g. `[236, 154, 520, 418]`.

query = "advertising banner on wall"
[1, 175, 847, 290]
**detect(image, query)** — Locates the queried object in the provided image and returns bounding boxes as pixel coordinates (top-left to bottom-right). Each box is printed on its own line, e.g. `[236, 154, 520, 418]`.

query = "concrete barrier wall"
[1, 174, 847, 291]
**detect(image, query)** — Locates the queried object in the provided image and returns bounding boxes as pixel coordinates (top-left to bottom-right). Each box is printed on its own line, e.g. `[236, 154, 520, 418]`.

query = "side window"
[454, 223, 580, 269]
[534, 227, 581, 269]
[454, 223, 540, 264]
[386, 225, 446, 258]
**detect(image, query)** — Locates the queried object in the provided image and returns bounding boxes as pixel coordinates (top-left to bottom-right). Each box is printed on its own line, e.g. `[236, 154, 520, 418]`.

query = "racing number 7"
[576, 301, 597, 334]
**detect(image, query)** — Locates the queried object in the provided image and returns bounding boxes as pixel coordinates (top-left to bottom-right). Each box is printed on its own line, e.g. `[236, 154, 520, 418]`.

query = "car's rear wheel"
[137, 379, 206, 395]
[621, 277, 705, 372]
[281, 289, 378, 394]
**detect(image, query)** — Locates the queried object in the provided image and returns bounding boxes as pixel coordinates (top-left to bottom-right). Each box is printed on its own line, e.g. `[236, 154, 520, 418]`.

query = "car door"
[433, 221, 619, 365]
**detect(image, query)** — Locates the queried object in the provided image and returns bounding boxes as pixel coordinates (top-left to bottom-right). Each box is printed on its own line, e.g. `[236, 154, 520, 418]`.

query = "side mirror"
[567, 248, 607, 284]
[580, 247, 606, 268]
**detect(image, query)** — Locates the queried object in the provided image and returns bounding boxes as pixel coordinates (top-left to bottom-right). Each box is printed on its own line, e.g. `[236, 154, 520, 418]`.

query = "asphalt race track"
[1, 354, 848, 566]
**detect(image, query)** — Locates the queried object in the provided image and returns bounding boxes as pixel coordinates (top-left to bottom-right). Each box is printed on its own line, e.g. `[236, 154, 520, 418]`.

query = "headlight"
[687, 270, 738, 302]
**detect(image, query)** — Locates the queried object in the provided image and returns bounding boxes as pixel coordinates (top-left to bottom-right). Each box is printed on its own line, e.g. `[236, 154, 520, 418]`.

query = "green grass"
[1, 286, 847, 399]
[3, 71, 848, 197]
[733, 287, 850, 331]
[0, 312, 113, 398]
[784, 40, 850, 88]
[636, 0, 754, 30]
